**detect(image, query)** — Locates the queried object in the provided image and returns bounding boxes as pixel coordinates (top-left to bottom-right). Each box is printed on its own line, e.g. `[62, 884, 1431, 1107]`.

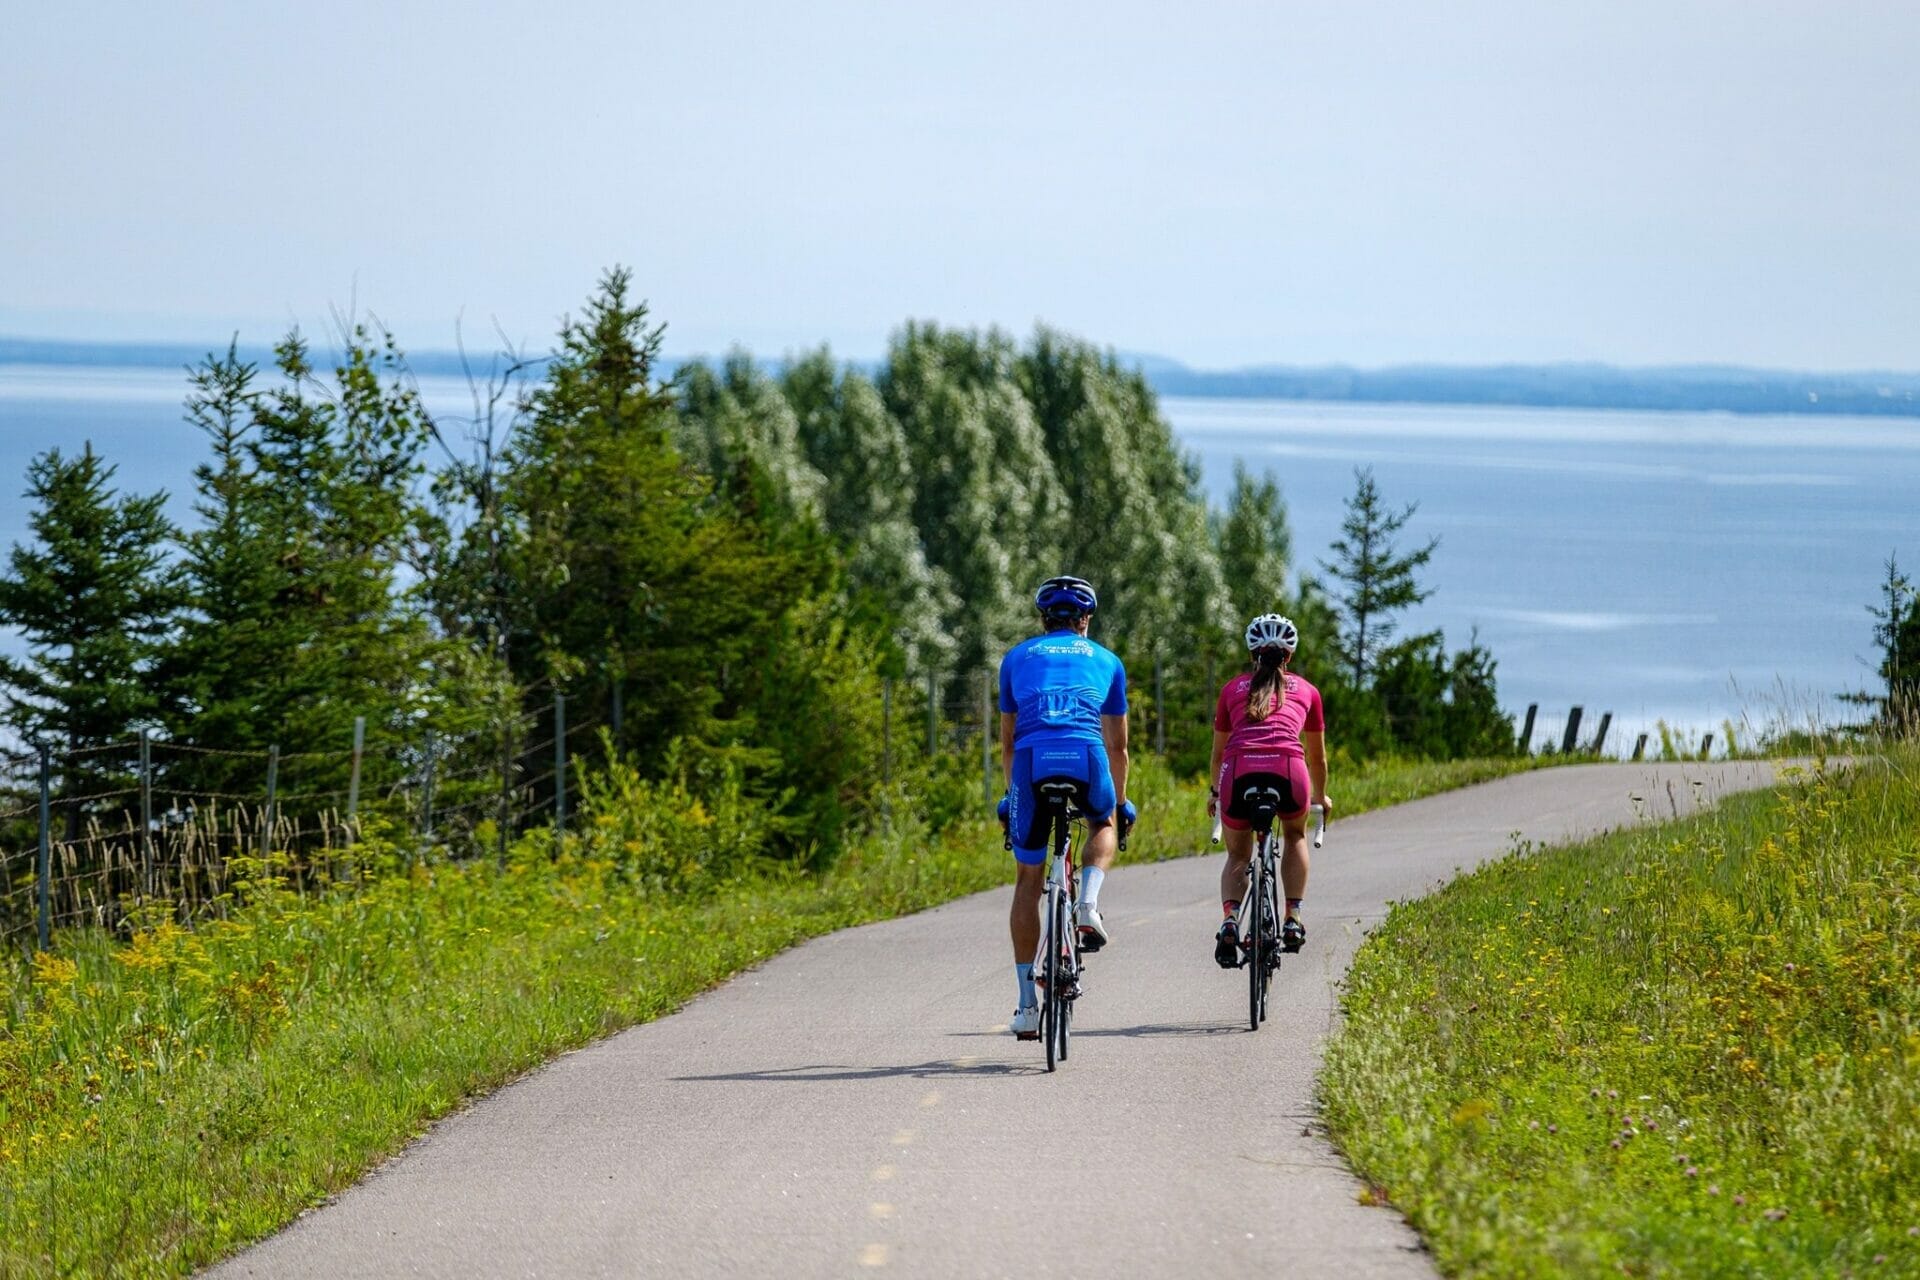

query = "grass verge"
[4, 751, 1533, 1276]
[1321, 752, 1920, 1277]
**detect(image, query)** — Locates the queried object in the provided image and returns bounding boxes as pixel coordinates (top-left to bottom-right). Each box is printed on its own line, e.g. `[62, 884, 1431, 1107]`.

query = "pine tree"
[1321, 467, 1438, 687]
[0, 444, 179, 833]
[163, 330, 486, 806]
[1866, 554, 1920, 730]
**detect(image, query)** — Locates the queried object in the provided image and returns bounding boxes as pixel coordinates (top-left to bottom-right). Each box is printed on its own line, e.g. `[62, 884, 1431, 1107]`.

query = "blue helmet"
[1034, 575, 1098, 621]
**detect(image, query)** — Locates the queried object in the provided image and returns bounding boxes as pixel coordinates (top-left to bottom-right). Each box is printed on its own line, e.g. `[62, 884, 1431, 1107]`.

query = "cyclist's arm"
[1000, 711, 1017, 784]
[1302, 729, 1330, 812]
[1102, 712, 1130, 809]
[1207, 728, 1228, 788]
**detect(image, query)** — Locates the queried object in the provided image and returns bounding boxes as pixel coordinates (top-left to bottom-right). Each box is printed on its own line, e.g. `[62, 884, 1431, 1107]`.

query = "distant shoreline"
[6, 334, 1920, 420]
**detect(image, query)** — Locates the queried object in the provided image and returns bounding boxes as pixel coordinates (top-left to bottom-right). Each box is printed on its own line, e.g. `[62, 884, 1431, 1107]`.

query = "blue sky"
[4, 1, 1916, 368]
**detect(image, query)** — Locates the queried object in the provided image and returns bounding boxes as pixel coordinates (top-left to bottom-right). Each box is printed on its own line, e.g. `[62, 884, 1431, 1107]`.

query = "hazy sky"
[4, 1, 1917, 368]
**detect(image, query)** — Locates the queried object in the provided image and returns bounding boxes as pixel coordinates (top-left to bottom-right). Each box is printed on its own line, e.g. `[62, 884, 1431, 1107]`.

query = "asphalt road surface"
[212, 761, 1777, 1279]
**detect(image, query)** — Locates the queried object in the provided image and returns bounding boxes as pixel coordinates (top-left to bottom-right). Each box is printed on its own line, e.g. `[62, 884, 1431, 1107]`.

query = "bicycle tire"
[1259, 871, 1275, 1022]
[1043, 886, 1060, 1072]
[1248, 843, 1265, 1031]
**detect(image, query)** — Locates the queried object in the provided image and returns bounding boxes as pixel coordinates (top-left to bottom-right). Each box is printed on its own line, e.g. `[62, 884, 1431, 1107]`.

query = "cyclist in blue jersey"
[995, 575, 1135, 1041]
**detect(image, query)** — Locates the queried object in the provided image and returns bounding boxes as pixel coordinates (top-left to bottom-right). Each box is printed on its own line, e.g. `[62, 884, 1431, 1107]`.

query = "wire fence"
[1, 656, 1560, 952]
[0, 690, 609, 950]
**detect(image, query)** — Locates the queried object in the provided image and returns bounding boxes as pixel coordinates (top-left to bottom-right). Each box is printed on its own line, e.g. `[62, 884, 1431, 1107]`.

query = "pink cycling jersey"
[1212, 671, 1325, 757]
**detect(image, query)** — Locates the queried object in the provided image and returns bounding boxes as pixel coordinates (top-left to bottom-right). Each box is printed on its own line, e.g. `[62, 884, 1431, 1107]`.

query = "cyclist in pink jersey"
[1206, 613, 1331, 963]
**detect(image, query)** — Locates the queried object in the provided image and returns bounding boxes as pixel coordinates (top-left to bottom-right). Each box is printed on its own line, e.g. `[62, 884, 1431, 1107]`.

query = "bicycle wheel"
[1043, 887, 1062, 1071]
[1247, 847, 1265, 1031]
[1258, 868, 1276, 1022]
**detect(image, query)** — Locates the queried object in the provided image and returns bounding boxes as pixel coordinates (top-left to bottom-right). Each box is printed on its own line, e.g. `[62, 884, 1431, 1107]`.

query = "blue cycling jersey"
[998, 631, 1128, 748]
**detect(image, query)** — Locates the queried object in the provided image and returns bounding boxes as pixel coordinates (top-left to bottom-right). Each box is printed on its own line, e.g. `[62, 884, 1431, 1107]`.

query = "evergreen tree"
[1866, 554, 1920, 730]
[1321, 466, 1438, 687]
[497, 270, 886, 852]
[0, 444, 178, 832]
[163, 330, 486, 806]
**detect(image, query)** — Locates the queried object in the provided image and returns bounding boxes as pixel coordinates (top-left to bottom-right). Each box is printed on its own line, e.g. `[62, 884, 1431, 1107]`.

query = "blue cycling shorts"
[1008, 741, 1116, 866]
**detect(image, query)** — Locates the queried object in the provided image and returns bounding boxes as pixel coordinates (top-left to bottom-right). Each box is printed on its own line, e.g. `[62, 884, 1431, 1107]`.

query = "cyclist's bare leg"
[1217, 827, 1254, 904]
[1083, 817, 1117, 872]
[1280, 812, 1310, 907]
[1010, 860, 1046, 960]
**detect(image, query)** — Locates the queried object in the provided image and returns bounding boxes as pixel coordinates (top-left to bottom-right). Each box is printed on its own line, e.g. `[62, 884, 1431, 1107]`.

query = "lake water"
[3, 364, 1916, 754]
[1165, 397, 1920, 751]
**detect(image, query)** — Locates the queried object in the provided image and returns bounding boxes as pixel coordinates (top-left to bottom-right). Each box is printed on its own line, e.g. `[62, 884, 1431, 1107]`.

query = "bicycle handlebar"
[1210, 803, 1328, 847]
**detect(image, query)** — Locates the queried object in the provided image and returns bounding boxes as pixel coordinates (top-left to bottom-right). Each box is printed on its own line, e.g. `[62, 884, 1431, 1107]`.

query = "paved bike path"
[212, 761, 1777, 1278]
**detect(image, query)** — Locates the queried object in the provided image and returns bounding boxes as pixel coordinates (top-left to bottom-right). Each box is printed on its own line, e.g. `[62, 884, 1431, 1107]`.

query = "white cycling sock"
[1079, 866, 1105, 908]
[1016, 963, 1036, 1007]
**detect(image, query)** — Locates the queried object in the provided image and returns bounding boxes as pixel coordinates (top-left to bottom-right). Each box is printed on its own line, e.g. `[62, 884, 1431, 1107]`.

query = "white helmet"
[1244, 613, 1298, 654]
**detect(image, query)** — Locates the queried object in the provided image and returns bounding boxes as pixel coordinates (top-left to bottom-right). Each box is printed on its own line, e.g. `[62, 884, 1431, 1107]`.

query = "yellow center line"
[859, 1242, 890, 1267]
[871, 1164, 896, 1182]
[869, 1202, 895, 1220]
[919, 1089, 941, 1107]
[892, 1129, 916, 1146]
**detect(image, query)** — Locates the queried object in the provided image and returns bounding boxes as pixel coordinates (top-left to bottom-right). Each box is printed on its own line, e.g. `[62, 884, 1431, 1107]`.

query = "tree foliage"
[0, 444, 178, 829]
[1321, 466, 1439, 688]
[0, 269, 1521, 882]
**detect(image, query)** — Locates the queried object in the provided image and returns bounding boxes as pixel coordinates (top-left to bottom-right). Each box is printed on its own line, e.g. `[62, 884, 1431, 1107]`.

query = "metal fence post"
[1560, 707, 1584, 755]
[139, 729, 154, 899]
[553, 692, 567, 842]
[262, 745, 280, 855]
[348, 715, 365, 822]
[1518, 703, 1538, 753]
[926, 669, 937, 757]
[611, 670, 624, 744]
[36, 743, 51, 951]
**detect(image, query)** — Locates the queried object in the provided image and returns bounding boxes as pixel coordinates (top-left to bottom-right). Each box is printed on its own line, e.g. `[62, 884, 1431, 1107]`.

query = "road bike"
[1212, 798, 1325, 1031]
[1008, 782, 1133, 1071]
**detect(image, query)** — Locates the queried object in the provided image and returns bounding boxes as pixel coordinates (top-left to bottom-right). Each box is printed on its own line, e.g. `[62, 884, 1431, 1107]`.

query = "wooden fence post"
[497, 715, 514, 870]
[1632, 733, 1648, 761]
[1518, 703, 1538, 753]
[553, 692, 568, 842]
[262, 745, 280, 856]
[36, 743, 51, 951]
[139, 729, 154, 900]
[1560, 707, 1584, 755]
[1591, 712, 1613, 756]
[422, 731, 437, 838]
[348, 716, 365, 822]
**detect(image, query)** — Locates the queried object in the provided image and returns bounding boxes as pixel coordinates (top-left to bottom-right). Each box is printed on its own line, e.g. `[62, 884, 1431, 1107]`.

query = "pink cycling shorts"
[1216, 749, 1311, 831]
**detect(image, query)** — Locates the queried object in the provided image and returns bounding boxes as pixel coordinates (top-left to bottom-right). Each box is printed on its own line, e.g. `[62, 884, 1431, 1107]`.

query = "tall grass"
[1322, 751, 1920, 1277]
[2, 750, 1537, 1276]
